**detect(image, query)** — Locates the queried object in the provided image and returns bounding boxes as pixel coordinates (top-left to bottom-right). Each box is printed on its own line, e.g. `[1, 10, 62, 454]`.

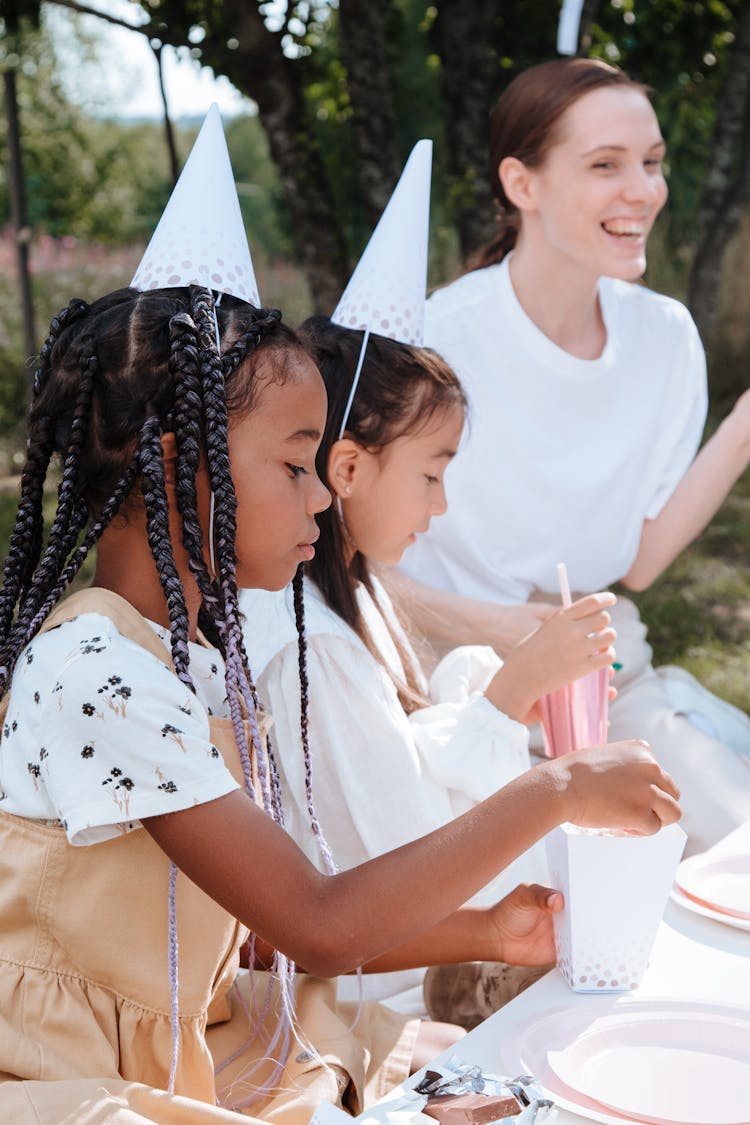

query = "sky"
[48, 0, 251, 119]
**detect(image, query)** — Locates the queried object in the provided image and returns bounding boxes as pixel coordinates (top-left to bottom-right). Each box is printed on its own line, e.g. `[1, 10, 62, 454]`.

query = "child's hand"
[486, 882, 562, 966]
[548, 738, 682, 834]
[485, 591, 617, 723]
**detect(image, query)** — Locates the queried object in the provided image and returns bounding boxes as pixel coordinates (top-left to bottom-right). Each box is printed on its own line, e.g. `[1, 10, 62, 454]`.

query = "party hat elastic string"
[337, 328, 370, 439]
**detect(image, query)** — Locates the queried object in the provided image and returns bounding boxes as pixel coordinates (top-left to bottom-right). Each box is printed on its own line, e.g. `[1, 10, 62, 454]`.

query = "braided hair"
[0, 285, 322, 1099]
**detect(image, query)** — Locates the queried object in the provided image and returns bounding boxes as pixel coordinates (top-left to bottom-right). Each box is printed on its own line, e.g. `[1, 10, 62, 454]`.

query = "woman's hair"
[472, 57, 647, 270]
[301, 316, 466, 712]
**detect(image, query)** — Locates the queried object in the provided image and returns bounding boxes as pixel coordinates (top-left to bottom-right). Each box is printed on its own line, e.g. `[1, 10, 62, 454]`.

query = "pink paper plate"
[498, 997, 750, 1125]
[669, 885, 750, 933]
[676, 852, 750, 921]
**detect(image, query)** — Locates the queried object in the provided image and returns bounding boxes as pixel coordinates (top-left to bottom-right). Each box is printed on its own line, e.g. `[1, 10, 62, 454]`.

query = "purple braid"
[138, 417, 195, 691]
[167, 861, 180, 1094]
[292, 566, 336, 874]
[189, 288, 274, 810]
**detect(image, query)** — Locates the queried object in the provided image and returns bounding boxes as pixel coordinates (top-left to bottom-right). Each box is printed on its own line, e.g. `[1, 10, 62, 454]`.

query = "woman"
[396, 57, 750, 855]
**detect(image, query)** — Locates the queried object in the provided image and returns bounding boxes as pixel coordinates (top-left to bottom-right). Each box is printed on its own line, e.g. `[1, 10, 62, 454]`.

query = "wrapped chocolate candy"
[411, 1057, 553, 1125]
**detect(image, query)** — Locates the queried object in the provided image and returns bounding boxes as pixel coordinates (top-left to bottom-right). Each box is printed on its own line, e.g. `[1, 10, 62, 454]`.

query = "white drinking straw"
[557, 561, 573, 608]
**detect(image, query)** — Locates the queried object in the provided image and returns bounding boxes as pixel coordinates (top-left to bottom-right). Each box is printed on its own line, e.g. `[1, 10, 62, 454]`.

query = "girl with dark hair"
[397, 56, 750, 856]
[0, 284, 681, 1122]
[241, 317, 643, 1019]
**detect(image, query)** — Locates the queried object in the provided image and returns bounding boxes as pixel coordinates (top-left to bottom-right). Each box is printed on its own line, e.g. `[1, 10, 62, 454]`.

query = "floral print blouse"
[0, 613, 239, 845]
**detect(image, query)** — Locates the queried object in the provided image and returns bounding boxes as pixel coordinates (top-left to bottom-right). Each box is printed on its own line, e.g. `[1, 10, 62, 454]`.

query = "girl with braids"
[240, 319, 639, 1022]
[0, 284, 681, 1124]
[395, 57, 750, 856]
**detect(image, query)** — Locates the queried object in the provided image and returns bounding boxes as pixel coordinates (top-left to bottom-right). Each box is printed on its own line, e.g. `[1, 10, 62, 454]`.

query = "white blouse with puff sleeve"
[239, 575, 546, 1013]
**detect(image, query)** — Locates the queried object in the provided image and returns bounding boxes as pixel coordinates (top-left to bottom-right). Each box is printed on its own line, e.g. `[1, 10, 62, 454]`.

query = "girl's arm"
[623, 390, 750, 592]
[386, 566, 557, 657]
[144, 740, 679, 979]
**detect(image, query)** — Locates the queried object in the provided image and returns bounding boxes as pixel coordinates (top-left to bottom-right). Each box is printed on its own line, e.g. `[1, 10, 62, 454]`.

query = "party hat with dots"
[332, 139, 431, 346]
[332, 139, 432, 435]
[131, 103, 260, 305]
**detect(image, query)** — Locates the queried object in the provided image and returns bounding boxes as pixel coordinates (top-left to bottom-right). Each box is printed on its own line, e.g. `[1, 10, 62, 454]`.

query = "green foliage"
[589, 0, 739, 257]
[0, 17, 173, 243]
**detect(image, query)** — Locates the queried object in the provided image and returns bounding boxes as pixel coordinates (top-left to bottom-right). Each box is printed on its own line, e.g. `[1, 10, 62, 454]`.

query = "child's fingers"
[568, 591, 616, 619]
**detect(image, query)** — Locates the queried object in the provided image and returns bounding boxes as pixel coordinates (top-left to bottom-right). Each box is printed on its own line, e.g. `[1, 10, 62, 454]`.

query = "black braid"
[169, 311, 224, 632]
[17, 334, 98, 631]
[32, 298, 89, 397]
[0, 456, 140, 696]
[0, 418, 55, 641]
[292, 564, 335, 873]
[0, 301, 91, 641]
[138, 416, 195, 691]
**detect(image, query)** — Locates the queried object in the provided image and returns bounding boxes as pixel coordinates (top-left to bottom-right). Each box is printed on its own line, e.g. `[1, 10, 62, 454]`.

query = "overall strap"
[41, 587, 174, 670]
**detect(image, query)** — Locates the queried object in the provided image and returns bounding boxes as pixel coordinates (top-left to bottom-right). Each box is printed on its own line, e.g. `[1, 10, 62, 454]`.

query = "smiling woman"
[396, 57, 750, 857]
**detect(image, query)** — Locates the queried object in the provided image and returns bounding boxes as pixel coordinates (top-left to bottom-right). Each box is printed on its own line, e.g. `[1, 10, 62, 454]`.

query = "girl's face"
[512, 85, 667, 282]
[337, 403, 464, 566]
[229, 353, 331, 590]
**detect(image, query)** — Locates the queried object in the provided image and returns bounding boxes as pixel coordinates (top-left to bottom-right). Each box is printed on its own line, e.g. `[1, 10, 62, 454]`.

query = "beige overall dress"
[0, 590, 417, 1123]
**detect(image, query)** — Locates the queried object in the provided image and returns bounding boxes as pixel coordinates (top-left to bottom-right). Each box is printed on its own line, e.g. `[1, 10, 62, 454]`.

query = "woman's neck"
[508, 235, 606, 360]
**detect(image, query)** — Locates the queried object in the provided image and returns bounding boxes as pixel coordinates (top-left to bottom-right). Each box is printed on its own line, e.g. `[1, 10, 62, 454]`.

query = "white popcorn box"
[545, 822, 686, 993]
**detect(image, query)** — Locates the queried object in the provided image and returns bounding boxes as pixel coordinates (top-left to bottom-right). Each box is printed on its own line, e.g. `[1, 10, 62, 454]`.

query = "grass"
[625, 464, 750, 715]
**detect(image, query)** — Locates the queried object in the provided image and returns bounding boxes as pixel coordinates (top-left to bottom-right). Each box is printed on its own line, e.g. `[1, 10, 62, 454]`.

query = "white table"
[359, 900, 750, 1125]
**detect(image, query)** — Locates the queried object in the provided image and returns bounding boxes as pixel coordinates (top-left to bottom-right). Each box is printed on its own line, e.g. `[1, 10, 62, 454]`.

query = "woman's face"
[339, 403, 464, 566]
[514, 85, 667, 281]
[228, 353, 331, 590]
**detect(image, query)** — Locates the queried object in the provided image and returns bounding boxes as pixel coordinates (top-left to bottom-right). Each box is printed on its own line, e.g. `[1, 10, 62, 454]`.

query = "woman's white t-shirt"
[401, 257, 708, 603]
[0, 613, 238, 845]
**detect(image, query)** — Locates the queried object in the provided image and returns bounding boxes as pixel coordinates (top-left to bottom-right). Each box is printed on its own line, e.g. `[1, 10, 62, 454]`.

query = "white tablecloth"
[358, 899, 750, 1125]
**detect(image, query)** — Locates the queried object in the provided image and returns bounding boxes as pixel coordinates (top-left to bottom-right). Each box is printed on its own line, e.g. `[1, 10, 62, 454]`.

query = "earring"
[344, 485, 351, 495]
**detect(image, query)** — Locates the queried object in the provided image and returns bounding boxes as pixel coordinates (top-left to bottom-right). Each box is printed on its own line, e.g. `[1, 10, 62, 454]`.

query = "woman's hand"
[485, 591, 617, 723]
[486, 883, 562, 966]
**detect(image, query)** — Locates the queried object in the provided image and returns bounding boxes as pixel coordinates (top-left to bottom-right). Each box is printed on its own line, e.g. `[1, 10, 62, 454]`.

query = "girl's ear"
[327, 438, 363, 499]
[499, 156, 537, 213]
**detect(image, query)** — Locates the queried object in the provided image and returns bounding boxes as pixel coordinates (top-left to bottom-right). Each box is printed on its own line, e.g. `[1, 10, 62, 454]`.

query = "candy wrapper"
[383, 1056, 554, 1125]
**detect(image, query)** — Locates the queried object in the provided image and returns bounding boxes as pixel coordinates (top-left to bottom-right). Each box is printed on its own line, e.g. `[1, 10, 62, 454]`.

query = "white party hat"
[557, 0, 584, 55]
[131, 103, 260, 305]
[332, 139, 432, 348]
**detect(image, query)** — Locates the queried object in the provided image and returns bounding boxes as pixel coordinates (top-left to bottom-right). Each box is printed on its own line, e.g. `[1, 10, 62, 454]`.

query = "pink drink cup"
[539, 665, 609, 758]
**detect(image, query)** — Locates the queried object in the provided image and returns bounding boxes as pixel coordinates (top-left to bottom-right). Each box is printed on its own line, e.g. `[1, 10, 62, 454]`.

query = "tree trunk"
[140, 0, 349, 312]
[577, 0, 603, 54]
[3, 64, 36, 366]
[151, 43, 180, 186]
[338, 0, 402, 226]
[433, 0, 497, 263]
[688, 1, 750, 352]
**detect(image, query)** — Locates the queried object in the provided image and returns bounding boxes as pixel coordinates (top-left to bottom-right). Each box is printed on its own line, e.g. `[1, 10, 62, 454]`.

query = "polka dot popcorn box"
[545, 822, 686, 993]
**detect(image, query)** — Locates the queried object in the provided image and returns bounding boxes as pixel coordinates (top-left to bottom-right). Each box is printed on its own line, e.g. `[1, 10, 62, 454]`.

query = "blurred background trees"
[2, 0, 749, 406]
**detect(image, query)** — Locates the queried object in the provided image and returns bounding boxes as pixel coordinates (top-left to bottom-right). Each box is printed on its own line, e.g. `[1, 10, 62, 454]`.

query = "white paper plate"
[676, 851, 750, 921]
[498, 996, 750, 1125]
[670, 884, 750, 933]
